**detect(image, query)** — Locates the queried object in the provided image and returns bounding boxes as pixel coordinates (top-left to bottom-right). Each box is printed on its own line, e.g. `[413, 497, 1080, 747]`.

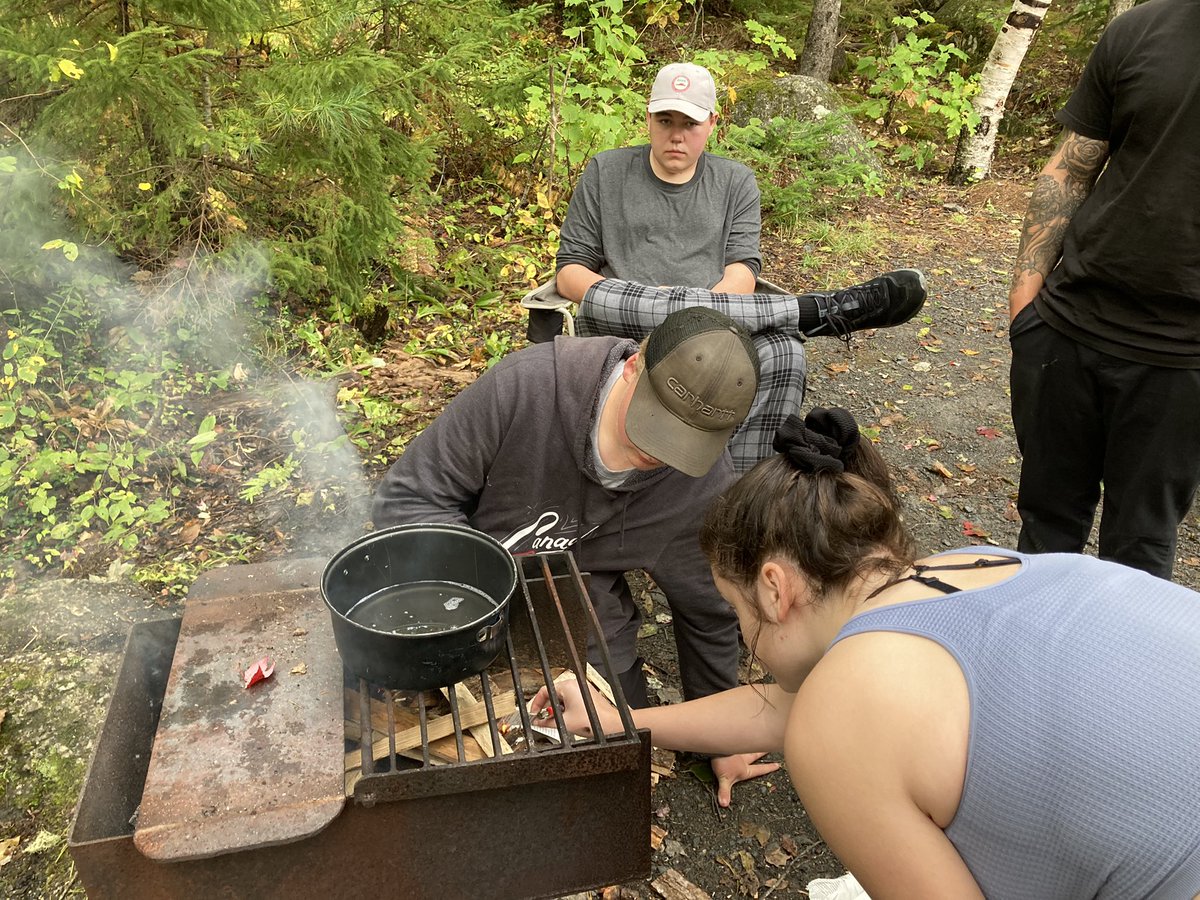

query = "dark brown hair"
[699, 409, 915, 600]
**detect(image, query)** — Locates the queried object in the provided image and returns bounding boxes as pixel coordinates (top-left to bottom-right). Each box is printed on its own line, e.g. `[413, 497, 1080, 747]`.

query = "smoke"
[1, 154, 376, 570]
[269, 376, 376, 554]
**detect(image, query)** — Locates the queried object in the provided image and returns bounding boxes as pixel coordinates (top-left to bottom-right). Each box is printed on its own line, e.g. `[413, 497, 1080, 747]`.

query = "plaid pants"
[577, 279, 807, 473]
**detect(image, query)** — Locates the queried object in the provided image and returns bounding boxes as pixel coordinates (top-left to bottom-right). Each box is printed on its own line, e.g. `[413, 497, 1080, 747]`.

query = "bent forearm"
[711, 261, 757, 295]
[556, 264, 604, 303]
[577, 279, 799, 339]
[1009, 129, 1108, 319]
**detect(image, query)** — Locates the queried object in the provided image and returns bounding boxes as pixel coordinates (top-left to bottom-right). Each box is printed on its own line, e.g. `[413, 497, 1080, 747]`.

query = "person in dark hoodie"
[373, 306, 778, 795]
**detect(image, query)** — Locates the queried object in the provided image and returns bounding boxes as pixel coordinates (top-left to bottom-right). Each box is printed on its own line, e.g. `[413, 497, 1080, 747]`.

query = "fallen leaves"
[739, 821, 770, 847]
[764, 845, 791, 867]
[928, 460, 955, 480]
[0, 836, 18, 868]
[179, 520, 202, 544]
[976, 426, 1002, 439]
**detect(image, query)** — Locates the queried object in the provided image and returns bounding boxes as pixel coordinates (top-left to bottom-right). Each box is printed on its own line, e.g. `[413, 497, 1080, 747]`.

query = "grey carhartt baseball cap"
[647, 63, 718, 121]
[626, 307, 759, 478]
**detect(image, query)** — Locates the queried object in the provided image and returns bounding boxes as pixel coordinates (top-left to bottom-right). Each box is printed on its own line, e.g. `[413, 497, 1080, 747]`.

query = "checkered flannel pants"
[577, 279, 807, 473]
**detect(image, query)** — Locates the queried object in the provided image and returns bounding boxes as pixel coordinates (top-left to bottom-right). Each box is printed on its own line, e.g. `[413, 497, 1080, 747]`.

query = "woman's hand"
[531, 676, 622, 737]
[711, 752, 781, 807]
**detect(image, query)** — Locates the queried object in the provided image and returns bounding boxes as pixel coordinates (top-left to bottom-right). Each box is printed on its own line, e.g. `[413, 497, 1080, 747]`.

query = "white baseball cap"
[647, 63, 717, 121]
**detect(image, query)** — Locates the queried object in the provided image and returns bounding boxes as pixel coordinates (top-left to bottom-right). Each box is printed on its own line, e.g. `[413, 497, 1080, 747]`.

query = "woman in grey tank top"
[534, 407, 1200, 899]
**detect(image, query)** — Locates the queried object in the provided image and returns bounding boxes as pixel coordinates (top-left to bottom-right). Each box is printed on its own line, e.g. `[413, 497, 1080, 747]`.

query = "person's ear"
[757, 561, 793, 624]
[622, 353, 640, 381]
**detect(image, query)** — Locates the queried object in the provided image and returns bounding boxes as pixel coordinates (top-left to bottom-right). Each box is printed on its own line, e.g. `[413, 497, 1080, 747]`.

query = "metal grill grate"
[348, 550, 642, 804]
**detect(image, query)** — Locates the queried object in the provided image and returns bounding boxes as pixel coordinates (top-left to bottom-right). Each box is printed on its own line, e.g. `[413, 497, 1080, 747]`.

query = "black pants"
[1009, 308, 1200, 580]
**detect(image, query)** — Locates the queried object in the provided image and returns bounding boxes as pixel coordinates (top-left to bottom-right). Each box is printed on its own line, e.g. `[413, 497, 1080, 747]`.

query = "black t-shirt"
[1036, 0, 1200, 367]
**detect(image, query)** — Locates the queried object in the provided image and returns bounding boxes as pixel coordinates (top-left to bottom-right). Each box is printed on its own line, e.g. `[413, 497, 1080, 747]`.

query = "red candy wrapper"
[243, 656, 276, 688]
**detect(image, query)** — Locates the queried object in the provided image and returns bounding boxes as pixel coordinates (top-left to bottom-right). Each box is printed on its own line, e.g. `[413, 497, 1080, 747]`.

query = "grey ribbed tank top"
[830, 548, 1200, 899]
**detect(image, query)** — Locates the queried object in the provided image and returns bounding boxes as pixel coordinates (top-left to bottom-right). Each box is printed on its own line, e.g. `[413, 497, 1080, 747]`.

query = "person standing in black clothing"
[1007, 0, 1200, 579]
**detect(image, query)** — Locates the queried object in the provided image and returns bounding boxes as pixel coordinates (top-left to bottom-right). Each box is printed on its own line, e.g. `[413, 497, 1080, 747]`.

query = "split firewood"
[343, 687, 422, 744]
[585, 663, 616, 704]
[650, 867, 713, 900]
[343, 690, 517, 768]
[439, 683, 513, 758]
[650, 823, 667, 851]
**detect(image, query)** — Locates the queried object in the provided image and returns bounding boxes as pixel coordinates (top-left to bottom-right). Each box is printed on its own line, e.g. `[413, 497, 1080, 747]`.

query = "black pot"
[322, 523, 518, 691]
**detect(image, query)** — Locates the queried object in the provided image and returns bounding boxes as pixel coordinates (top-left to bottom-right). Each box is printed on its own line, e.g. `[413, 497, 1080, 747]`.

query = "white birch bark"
[1107, 0, 1135, 26]
[949, 0, 1053, 184]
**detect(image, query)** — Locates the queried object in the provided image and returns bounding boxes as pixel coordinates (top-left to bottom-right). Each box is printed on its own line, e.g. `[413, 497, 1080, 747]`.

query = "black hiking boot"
[803, 269, 927, 341]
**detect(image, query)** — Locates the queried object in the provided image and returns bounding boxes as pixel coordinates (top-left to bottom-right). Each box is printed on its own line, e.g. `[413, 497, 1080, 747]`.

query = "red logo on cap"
[671, 75, 691, 92]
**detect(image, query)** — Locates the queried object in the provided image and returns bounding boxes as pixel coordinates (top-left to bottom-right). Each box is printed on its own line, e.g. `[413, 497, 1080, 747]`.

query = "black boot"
[802, 269, 927, 341]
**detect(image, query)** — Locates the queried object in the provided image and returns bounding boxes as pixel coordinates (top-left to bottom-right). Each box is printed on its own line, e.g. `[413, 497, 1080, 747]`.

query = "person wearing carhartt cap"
[625, 305, 760, 477]
[374, 308, 773, 800]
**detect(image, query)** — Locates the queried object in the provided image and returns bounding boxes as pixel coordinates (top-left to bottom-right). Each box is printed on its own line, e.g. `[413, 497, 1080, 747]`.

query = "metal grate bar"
[502, 627, 538, 746]
[385, 692, 398, 771]
[478, 671, 502, 752]
[417, 693, 430, 767]
[358, 679, 372, 774]
[564, 552, 638, 739]
[446, 687, 466, 762]
[533, 554, 608, 745]
[515, 558, 569, 749]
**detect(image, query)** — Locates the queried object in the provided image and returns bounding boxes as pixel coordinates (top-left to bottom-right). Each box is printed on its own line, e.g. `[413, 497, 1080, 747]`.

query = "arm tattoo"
[1012, 130, 1110, 287]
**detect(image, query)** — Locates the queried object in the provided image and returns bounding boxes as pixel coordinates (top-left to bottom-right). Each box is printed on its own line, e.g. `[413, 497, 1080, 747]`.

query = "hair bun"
[773, 407, 860, 474]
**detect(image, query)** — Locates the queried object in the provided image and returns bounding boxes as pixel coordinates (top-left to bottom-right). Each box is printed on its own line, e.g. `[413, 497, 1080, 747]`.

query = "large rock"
[728, 74, 881, 174]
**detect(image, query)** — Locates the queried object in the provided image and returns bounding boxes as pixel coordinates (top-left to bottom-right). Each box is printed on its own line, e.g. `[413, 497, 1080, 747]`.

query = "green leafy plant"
[718, 116, 883, 227]
[240, 455, 300, 503]
[483, 331, 512, 369]
[855, 11, 981, 169]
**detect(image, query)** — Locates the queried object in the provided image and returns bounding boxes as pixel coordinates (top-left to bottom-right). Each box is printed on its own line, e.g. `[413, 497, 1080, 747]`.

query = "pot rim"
[321, 522, 518, 638]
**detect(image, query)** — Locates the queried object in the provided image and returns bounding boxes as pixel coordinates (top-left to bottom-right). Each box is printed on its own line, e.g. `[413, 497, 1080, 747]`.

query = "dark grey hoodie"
[373, 335, 740, 699]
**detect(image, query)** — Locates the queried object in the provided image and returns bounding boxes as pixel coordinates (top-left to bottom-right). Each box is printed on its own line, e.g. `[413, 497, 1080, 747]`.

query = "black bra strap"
[914, 557, 1021, 573]
[868, 557, 1020, 598]
[907, 572, 962, 594]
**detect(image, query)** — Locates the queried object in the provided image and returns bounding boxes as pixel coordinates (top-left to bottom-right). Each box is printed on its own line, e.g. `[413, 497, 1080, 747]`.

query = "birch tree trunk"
[798, 0, 842, 82]
[948, 0, 1053, 184]
[1107, 0, 1135, 25]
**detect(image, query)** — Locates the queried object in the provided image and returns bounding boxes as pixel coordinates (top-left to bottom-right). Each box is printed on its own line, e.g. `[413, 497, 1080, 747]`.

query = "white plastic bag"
[806, 872, 870, 900]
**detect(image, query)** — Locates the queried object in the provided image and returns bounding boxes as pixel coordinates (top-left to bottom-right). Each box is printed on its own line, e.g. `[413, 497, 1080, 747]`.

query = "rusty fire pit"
[68, 553, 651, 899]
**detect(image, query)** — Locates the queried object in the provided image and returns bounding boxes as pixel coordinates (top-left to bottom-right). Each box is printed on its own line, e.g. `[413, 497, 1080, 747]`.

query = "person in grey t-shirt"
[552, 64, 926, 472]
[556, 62, 762, 307]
